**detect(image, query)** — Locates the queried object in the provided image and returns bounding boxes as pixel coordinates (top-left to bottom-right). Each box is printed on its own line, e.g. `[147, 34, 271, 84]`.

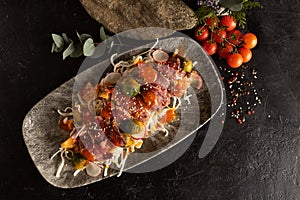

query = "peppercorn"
[219, 64, 262, 124]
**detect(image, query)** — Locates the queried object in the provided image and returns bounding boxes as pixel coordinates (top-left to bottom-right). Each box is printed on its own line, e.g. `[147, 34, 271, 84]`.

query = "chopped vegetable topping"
[119, 77, 140, 97]
[71, 153, 87, 170]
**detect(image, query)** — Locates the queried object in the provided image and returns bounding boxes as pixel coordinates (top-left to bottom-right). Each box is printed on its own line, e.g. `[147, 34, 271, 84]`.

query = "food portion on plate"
[51, 46, 203, 178]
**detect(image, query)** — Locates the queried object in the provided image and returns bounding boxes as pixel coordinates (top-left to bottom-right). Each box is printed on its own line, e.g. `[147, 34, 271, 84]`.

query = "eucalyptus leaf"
[220, 0, 243, 11]
[80, 34, 93, 43]
[62, 33, 70, 44]
[91, 44, 106, 58]
[70, 43, 83, 58]
[52, 34, 64, 48]
[229, 3, 243, 11]
[83, 38, 95, 56]
[100, 27, 107, 41]
[51, 42, 56, 53]
[108, 41, 114, 54]
[62, 41, 75, 60]
[76, 31, 81, 43]
[51, 42, 64, 53]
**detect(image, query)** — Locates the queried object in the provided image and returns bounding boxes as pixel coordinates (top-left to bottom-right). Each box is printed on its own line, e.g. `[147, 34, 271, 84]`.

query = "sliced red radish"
[190, 71, 203, 90]
[86, 162, 102, 177]
[152, 49, 169, 63]
[131, 125, 146, 140]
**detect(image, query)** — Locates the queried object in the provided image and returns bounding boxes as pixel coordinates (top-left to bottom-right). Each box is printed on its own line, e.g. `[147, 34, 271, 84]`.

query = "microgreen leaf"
[83, 38, 95, 56]
[52, 34, 64, 48]
[62, 41, 75, 60]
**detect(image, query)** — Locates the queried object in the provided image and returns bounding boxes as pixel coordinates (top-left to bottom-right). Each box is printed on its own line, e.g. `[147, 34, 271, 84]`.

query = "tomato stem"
[223, 38, 236, 48]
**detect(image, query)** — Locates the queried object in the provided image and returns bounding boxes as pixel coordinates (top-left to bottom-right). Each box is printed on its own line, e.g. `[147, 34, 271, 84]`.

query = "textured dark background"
[0, 0, 299, 199]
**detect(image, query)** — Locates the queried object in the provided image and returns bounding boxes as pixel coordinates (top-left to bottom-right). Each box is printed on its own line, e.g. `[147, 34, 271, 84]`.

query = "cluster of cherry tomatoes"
[194, 15, 258, 68]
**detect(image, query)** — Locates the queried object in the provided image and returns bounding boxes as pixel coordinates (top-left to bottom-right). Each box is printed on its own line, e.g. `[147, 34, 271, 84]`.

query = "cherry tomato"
[202, 41, 217, 55]
[227, 30, 243, 46]
[212, 29, 227, 43]
[205, 17, 219, 29]
[242, 33, 257, 49]
[238, 47, 252, 63]
[227, 53, 243, 68]
[194, 25, 210, 42]
[217, 43, 234, 58]
[220, 15, 236, 31]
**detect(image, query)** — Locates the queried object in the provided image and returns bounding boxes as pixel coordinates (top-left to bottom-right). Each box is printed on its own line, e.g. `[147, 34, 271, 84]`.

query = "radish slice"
[152, 49, 169, 63]
[190, 71, 203, 90]
[131, 125, 146, 140]
[102, 72, 121, 86]
[86, 162, 102, 177]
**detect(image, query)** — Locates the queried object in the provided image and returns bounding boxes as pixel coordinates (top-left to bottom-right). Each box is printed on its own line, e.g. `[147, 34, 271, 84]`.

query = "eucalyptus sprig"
[51, 26, 109, 60]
